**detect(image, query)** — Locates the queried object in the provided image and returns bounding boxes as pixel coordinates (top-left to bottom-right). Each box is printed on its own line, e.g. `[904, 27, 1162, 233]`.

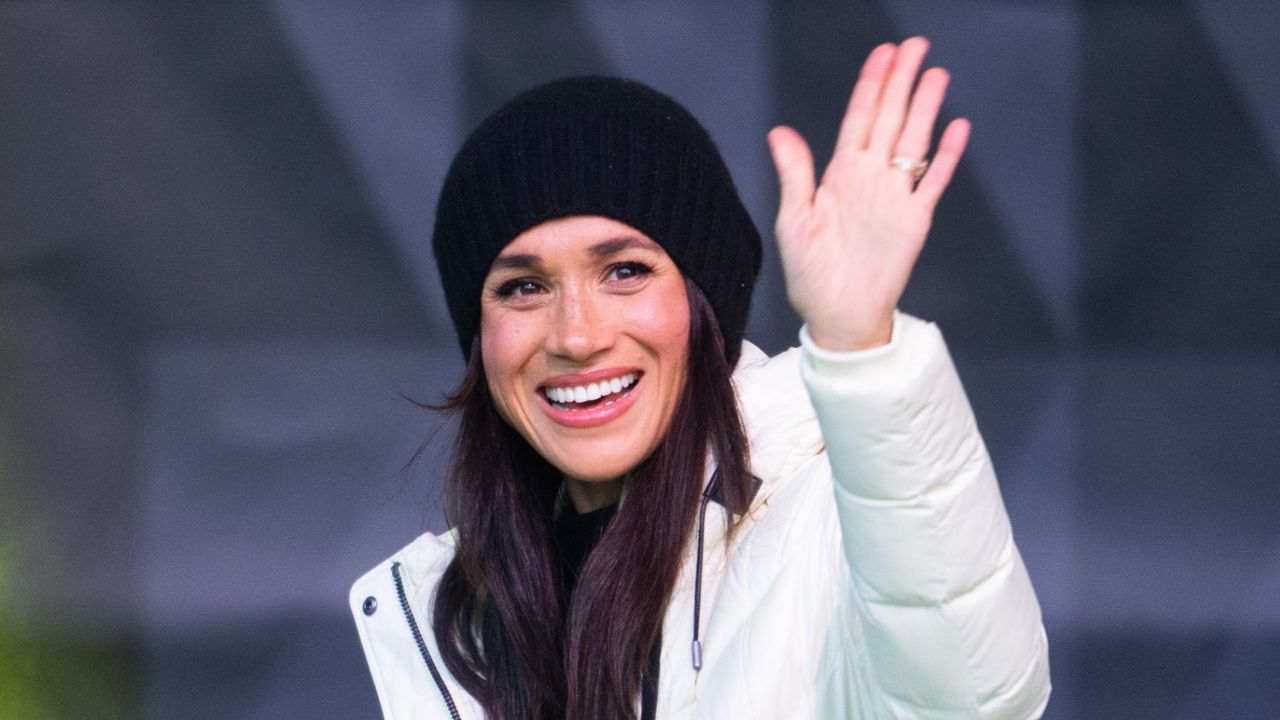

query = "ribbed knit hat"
[432, 76, 762, 367]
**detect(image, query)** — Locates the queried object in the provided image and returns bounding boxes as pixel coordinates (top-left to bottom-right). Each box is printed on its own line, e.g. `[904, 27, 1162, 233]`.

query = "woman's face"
[480, 215, 690, 509]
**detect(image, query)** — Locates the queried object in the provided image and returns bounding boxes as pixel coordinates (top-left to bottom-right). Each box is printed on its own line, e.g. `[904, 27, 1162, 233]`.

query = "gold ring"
[890, 156, 929, 182]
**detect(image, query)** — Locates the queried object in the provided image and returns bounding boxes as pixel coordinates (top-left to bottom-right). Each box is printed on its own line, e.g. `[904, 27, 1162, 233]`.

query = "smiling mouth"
[541, 372, 641, 410]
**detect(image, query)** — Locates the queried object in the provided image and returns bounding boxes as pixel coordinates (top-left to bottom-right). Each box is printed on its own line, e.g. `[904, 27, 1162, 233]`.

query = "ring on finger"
[890, 155, 929, 182]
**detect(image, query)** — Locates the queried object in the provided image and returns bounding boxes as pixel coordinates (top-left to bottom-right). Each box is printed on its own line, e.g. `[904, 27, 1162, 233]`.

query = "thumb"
[768, 126, 815, 229]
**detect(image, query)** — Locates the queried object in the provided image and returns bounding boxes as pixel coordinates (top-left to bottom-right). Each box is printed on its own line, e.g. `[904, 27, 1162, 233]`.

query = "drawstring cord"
[691, 490, 712, 671]
[691, 471, 759, 672]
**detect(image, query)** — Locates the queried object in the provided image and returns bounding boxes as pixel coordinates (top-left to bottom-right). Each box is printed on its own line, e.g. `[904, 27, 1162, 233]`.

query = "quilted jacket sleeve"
[798, 312, 1051, 719]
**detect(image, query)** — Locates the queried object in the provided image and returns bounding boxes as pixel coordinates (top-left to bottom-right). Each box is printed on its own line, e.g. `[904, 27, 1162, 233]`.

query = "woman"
[351, 38, 1050, 719]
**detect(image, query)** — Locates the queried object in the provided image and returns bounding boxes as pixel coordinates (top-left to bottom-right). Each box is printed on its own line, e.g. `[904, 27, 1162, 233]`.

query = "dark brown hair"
[431, 280, 752, 719]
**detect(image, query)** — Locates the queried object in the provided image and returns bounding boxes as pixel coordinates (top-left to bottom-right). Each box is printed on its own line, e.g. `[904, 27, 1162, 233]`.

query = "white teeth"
[545, 372, 639, 406]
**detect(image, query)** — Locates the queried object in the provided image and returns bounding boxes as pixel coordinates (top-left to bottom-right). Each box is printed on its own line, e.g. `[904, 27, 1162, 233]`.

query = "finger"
[868, 36, 930, 154]
[893, 67, 949, 165]
[833, 43, 897, 155]
[768, 125, 816, 228]
[915, 118, 970, 205]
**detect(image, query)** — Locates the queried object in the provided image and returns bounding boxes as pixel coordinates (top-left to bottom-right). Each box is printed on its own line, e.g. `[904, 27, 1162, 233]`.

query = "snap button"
[362, 596, 378, 616]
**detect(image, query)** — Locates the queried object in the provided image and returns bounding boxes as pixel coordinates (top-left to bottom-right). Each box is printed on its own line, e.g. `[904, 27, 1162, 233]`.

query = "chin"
[553, 449, 647, 485]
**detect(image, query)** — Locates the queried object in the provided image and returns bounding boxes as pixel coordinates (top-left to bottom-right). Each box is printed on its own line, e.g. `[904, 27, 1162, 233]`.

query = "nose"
[546, 284, 615, 362]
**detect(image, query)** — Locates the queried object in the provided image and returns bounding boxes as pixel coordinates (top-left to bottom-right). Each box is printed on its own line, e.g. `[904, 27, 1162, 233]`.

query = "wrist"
[806, 316, 894, 352]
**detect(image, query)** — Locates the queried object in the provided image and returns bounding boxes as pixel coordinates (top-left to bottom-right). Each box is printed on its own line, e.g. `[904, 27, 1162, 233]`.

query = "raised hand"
[768, 37, 970, 351]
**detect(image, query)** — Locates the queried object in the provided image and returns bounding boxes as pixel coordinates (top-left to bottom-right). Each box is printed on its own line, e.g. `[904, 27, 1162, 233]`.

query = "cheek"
[653, 312, 691, 365]
[653, 287, 692, 355]
[621, 284, 690, 374]
[638, 292, 690, 439]
[479, 312, 541, 416]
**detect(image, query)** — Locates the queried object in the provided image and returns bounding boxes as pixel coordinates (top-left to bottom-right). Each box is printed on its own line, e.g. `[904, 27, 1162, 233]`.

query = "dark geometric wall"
[2, 2, 1277, 718]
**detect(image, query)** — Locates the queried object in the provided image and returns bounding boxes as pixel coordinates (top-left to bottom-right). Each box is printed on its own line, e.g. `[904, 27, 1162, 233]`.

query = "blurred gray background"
[2, 1, 1278, 718]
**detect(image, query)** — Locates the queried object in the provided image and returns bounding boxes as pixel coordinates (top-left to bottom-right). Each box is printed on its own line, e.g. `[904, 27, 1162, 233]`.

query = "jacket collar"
[732, 340, 824, 515]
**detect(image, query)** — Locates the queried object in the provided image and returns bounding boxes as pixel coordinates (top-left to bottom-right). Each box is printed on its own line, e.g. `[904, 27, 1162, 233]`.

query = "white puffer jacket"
[350, 313, 1051, 718]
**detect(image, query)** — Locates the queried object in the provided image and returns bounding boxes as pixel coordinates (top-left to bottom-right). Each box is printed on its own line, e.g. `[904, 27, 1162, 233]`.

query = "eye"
[494, 278, 545, 298]
[606, 261, 654, 284]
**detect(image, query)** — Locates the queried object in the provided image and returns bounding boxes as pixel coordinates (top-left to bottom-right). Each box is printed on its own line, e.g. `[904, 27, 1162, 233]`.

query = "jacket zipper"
[392, 561, 462, 720]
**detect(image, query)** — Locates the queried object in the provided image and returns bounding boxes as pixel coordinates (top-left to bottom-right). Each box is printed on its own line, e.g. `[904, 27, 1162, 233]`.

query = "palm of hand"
[769, 38, 970, 351]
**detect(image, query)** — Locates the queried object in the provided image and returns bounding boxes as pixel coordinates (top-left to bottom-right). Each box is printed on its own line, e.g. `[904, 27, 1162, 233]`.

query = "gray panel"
[460, 0, 613, 126]
[140, 343, 459, 630]
[1080, 1, 1280, 351]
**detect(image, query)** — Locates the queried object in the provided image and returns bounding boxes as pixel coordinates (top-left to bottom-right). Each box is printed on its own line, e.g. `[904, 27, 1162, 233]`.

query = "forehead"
[492, 216, 664, 267]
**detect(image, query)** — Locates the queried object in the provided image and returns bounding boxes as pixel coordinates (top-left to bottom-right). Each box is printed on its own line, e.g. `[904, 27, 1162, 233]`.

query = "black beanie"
[431, 76, 762, 367]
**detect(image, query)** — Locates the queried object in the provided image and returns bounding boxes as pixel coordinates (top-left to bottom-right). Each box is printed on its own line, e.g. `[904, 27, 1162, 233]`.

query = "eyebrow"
[489, 235, 658, 271]
[589, 235, 658, 257]
[489, 253, 542, 271]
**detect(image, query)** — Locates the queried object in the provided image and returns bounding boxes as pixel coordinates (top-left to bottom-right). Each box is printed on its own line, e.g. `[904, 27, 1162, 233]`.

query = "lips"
[543, 372, 639, 408]
[538, 370, 643, 427]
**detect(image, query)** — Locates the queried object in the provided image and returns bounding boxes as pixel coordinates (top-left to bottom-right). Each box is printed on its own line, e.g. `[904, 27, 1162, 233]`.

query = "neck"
[564, 476, 625, 513]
